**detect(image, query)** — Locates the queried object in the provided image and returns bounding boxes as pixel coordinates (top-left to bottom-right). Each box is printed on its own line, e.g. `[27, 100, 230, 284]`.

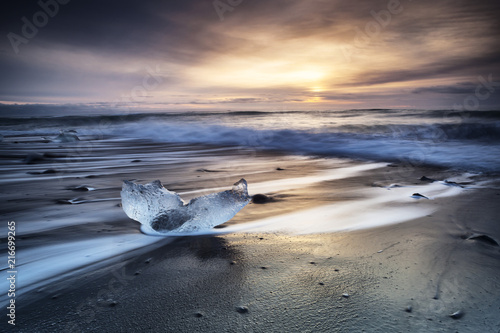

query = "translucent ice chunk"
[121, 179, 250, 234]
[54, 130, 80, 142]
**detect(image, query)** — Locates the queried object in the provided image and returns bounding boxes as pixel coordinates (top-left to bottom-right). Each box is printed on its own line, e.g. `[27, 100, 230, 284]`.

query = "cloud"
[1, 0, 499, 108]
[412, 83, 477, 95]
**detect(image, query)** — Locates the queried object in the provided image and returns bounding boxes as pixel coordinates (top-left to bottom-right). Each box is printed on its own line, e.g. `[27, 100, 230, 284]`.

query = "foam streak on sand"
[0, 235, 165, 307]
[210, 179, 467, 235]
[180, 162, 388, 196]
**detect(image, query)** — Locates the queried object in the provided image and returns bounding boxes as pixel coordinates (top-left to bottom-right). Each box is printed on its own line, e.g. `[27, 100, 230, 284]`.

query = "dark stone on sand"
[213, 225, 227, 229]
[109, 301, 118, 307]
[387, 164, 398, 167]
[342, 293, 350, 298]
[43, 169, 58, 174]
[194, 312, 204, 318]
[145, 258, 152, 264]
[24, 153, 45, 164]
[466, 233, 499, 246]
[131, 159, 142, 163]
[405, 305, 412, 313]
[134, 271, 141, 276]
[252, 194, 272, 204]
[318, 282, 325, 285]
[276, 167, 285, 171]
[443, 180, 464, 188]
[309, 261, 316, 265]
[230, 261, 237, 265]
[236, 306, 249, 314]
[449, 310, 464, 319]
[85, 175, 98, 178]
[411, 193, 429, 199]
[69, 185, 94, 191]
[56, 199, 76, 205]
[260, 266, 267, 269]
[420, 176, 436, 182]
[334, 269, 339, 272]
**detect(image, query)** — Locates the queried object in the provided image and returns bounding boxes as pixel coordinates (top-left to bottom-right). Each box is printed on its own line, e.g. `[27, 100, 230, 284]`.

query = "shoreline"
[0, 138, 499, 331]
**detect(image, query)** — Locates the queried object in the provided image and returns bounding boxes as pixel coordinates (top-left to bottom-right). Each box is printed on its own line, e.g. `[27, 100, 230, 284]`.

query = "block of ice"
[121, 179, 250, 234]
[54, 130, 80, 142]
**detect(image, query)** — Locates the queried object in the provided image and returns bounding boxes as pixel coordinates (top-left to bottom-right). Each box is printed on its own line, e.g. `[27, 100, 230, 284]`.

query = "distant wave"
[98, 121, 500, 172]
[1, 109, 499, 172]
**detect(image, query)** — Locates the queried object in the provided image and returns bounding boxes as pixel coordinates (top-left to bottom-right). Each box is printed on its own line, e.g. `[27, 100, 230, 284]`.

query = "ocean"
[1, 109, 499, 172]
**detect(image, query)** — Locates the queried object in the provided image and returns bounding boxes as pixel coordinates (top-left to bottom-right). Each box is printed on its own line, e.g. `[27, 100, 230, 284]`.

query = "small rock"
[309, 261, 316, 265]
[276, 167, 285, 171]
[334, 269, 339, 272]
[145, 258, 152, 264]
[449, 310, 464, 319]
[230, 261, 237, 265]
[236, 306, 249, 314]
[420, 176, 436, 182]
[131, 159, 142, 163]
[260, 266, 267, 269]
[251, 194, 272, 204]
[70, 185, 95, 191]
[342, 293, 350, 298]
[56, 198, 81, 205]
[318, 282, 325, 286]
[134, 271, 141, 276]
[405, 305, 412, 313]
[194, 312, 204, 318]
[109, 301, 118, 307]
[443, 180, 464, 188]
[411, 193, 429, 199]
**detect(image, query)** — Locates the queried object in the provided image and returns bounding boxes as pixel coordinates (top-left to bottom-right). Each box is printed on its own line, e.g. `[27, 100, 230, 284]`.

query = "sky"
[1, 0, 499, 112]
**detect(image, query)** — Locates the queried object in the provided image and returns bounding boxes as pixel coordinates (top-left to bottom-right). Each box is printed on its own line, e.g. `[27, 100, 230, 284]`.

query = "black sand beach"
[1, 134, 499, 332]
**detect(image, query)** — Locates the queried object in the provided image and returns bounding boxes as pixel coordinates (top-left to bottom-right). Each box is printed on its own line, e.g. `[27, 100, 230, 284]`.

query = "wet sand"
[1, 135, 499, 332]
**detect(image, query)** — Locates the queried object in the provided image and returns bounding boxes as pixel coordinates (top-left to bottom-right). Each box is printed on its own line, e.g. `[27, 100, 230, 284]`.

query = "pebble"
[252, 194, 272, 204]
[236, 306, 249, 314]
[342, 293, 350, 298]
[411, 193, 429, 199]
[449, 310, 464, 319]
[405, 305, 412, 313]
